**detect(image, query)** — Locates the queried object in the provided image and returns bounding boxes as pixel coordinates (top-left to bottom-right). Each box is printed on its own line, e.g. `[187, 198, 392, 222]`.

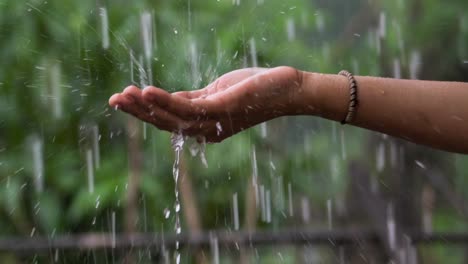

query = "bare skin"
[109, 66, 468, 154]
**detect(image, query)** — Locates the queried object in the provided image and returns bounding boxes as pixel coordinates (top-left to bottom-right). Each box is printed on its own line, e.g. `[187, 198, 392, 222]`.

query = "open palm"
[109, 66, 303, 142]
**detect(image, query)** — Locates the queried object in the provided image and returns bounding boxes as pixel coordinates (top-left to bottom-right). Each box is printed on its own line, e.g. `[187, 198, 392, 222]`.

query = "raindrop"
[352, 59, 360, 75]
[286, 18, 296, 41]
[164, 208, 171, 219]
[140, 11, 153, 60]
[327, 199, 332, 230]
[252, 147, 259, 207]
[301, 197, 310, 224]
[387, 203, 396, 250]
[129, 50, 135, 83]
[409, 50, 422, 79]
[415, 160, 426, 169]
[265, 189, 271, 223]
[376, 142, 385, 172]
[249, 37, 258, 68]
[378, 12, 386, 38]
[233, 193, 239, 230]
[210, 234, 220, 264]
[260, 185, 266, 222]
[315, 12, 325, 32]
[95, 195, 100, 209]
[99, 7, 110, 49]
[340, 128, 347, 160]
[260, 123, 267, 138]
[49, 62, 62, 119]
[216, 122, 223, 136]
[189, 40, 201, 88]
[393, 58, 401, 79]
[86, 149, 94, 193]
[111, 211, 116, 248]
[31, 135, 44, 193]
[288, 182, 293, 217]
[92, 125, 100, 169]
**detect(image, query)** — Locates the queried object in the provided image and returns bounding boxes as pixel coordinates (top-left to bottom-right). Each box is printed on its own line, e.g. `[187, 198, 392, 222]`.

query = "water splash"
[188, 137, 208, 168]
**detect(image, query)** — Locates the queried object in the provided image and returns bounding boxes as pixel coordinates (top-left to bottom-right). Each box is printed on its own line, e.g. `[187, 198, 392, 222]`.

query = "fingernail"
[114, 105, 120, 110]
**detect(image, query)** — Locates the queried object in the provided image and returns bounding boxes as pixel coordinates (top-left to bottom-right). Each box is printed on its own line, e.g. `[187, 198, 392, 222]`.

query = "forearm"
[298, 71, 468, 154]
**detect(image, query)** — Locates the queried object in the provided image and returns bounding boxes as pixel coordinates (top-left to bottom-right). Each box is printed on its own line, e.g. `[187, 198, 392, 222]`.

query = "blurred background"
[0, 0, 468, 263]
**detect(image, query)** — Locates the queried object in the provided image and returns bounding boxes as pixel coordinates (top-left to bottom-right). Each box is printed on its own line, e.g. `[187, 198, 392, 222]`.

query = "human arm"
[108, 66, 468, 154]
[300, 72, 468, 154]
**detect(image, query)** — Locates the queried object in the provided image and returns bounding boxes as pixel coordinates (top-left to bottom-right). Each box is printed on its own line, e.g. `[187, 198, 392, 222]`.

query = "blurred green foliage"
[0, 0, 467, 263]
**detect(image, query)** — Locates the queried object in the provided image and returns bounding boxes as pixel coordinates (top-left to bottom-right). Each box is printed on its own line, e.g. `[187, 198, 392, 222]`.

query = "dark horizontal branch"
[0, 229, 467, 254]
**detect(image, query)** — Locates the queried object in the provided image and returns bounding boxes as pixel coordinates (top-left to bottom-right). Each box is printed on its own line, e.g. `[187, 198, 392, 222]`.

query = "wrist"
[289, 71, 321, 116]
[293, 71, 349, 121]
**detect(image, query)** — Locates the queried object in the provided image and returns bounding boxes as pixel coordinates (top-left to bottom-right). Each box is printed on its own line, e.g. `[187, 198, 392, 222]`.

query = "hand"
[108, 66, 303, 142]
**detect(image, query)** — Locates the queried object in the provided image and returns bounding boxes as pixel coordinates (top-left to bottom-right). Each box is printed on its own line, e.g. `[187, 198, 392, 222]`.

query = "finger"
[110, 86, 154, 123]
[117, 97, 184, 132]
[109, 85, 143, 108]
[109, 93, 132, 110]
[110, 90, 186, 132]
[121, 85, 151, 113]
[109, 93, 122, 108]
[147, 104, 189, 132]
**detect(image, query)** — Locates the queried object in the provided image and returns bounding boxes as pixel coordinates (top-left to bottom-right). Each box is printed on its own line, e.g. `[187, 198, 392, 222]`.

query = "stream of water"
[171, 132, 185, 264]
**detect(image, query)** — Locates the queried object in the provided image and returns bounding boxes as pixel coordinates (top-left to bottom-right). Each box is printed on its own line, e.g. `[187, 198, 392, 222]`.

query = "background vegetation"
[0, 0, 467, 263]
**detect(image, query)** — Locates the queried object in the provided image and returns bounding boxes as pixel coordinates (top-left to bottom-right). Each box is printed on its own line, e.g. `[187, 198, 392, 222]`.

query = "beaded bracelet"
[338, 70, 358, 124]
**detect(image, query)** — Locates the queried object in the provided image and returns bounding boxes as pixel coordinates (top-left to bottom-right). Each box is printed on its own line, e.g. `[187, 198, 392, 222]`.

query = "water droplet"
[216, 122, 222, 136]
[164, 208, 171, 219]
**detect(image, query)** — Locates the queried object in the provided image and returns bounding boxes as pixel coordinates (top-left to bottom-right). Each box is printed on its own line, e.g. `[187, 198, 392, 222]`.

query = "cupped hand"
[109, 66, 303, 142]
